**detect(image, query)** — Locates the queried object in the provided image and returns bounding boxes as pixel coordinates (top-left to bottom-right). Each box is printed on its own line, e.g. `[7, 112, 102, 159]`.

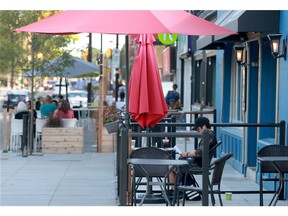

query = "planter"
[104, 120, 120, 134]
[102, 128, 115, 153]
[42, 127, 84, 154]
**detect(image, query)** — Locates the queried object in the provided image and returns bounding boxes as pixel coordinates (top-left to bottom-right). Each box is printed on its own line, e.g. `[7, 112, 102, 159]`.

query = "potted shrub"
[44, 115, 64, 128]
[103, 104, 120, 134]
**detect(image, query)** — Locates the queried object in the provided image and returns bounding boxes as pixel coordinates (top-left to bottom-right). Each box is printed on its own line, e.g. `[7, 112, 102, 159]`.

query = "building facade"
[176, 10, 288, 196]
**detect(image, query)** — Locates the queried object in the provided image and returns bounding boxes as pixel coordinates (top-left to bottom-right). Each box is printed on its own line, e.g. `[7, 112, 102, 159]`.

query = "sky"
[69, 33, 126, 58]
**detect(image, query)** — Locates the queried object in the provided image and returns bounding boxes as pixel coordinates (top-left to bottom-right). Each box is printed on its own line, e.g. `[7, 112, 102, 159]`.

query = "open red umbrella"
[15, 10, 236, 127]
[129, 34, 168, 128]
[15, 10, 235, 36]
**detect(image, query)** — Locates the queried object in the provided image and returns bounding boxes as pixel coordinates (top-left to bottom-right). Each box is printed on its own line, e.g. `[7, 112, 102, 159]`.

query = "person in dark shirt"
[169, 117, 217, 201]
[35, 97, 42, 111]
[26, 100, 37, 121]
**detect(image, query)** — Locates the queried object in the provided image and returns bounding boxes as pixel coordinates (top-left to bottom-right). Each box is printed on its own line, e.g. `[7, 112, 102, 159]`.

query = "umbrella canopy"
[129, 34, 168, 128]
[15, 10, 236, 128]
[22, 56, 99, 78]
[15, 10, 236, 36]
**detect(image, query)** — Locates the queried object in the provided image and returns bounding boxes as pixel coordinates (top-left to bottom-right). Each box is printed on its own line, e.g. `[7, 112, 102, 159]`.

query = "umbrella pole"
[124, 34, 130, 124]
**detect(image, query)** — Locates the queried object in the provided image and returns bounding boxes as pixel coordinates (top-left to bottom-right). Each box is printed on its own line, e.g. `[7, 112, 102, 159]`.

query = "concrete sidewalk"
[1, 150, 288, 207]
[0, 152, 118, 206]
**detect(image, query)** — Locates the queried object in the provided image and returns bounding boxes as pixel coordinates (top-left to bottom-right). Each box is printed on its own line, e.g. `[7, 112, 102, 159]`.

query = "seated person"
[180, 117, 217, 166]
[15, 101, 29, 119]
[26, 100, 37, 121]
[169, 117, 217, 201]
[35, 97, 42, 111]
[40, 96, 57, 118]
[53, 100, 74, 119]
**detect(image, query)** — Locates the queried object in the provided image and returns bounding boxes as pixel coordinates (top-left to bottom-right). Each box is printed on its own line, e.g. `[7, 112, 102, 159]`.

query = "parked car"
[43, 80, 57, 90]
[52, 81, 71, 98]
[3, 89, 31, 107]
[68, 90, 88, 108]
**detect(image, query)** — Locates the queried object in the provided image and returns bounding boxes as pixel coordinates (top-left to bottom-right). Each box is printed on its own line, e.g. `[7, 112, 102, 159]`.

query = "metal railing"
[116, 120, 286, 206]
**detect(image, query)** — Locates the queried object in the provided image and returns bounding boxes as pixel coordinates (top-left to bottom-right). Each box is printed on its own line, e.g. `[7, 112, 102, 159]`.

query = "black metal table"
[127, 158, 188, 206]
[257, 156, 288, 206]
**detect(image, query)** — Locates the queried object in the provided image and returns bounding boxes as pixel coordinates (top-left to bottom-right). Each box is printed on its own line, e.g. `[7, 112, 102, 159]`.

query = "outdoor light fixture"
[234, 44, 245, 64]
[267, 33, 287, 61]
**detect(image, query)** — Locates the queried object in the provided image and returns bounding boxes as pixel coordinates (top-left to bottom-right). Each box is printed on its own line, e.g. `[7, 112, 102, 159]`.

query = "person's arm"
[180, 150, 196, 158]
[53, 109, 59, 117]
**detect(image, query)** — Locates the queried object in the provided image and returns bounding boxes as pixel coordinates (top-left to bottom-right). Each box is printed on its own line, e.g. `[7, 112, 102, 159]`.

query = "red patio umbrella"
[15, 10, 235, 36]
[14, 10, 237, 206]
[14, 10, 236, 127]
[129, 34, 168, 128]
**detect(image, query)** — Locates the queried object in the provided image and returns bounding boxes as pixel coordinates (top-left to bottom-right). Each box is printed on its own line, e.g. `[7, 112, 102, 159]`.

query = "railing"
[116, 119, 286, 206]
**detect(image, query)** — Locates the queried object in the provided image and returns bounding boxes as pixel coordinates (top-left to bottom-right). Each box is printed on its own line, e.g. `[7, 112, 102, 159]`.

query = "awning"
[197, 10, 280, 50]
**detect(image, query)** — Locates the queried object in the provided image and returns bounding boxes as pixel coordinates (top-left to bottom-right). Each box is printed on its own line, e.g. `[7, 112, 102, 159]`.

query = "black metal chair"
[257, 144, 288, 206]
[179, 140, 223, 187]
[177, 153, 233, 206]
[129, 147, 172, 206]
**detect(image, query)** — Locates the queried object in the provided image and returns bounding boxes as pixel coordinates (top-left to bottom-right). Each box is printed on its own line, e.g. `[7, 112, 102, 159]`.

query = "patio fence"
[116, 114, 286, 206]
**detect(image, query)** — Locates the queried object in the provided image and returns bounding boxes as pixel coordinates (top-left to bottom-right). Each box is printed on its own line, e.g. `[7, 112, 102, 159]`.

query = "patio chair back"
[257, 144, 288, 206]
[130, 147, 171, 177]
[10, 119, 24, 151]
[177, 152, 233, 206]
[258, 144, 288, 173]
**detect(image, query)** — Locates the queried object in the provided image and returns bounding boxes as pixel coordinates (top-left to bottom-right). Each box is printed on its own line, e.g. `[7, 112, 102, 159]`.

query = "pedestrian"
[165, 84, 180, 106]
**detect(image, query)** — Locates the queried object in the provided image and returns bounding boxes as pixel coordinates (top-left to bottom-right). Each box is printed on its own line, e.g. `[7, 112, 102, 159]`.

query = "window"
[230, 55, 246, 122]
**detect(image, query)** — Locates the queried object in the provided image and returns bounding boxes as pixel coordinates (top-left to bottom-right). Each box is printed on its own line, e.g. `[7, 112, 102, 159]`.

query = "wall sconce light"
[267, 33, 287, 61]
[234, 44, 245, 64]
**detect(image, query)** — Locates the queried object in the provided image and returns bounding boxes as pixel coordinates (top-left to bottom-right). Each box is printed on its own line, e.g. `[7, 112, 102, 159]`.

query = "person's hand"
[180, 152, 189, 157]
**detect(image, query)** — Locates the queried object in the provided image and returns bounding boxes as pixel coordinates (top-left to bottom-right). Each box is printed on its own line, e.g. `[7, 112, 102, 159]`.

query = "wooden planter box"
[102, 128, 115, 153]
[42, 127, 84, 154]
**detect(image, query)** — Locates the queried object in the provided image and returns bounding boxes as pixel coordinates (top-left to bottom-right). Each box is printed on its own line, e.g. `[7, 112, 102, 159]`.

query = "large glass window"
[230, 55, 246, 123]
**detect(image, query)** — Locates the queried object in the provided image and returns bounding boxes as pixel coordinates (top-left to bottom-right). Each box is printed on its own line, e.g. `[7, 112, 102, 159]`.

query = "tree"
[0, 10, 80, 88]
[0, 10, 81, 155]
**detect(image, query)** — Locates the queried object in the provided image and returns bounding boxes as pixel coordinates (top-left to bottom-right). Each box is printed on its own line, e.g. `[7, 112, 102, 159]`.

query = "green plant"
[45, 115, 63, 127]
[103, 104, 119, 124]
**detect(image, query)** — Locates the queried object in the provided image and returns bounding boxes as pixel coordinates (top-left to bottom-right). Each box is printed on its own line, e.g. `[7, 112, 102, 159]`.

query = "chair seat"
[257, 144, 288, 206]
[177, 153, 233, 206]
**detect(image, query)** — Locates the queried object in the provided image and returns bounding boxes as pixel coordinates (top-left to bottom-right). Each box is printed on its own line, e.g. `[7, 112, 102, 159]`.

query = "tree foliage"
[0, 10, 80, 86]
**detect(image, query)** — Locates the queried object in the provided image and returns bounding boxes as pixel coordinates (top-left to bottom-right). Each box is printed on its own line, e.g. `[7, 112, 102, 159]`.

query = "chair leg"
[210, 192, 215, 206]
[218, 186, 223, 206]
[182, 190, 186, 206]
[259, 170, 263, 206]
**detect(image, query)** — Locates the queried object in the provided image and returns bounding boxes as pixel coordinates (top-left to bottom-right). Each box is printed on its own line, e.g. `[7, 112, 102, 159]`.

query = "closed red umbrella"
[129, 34, 168, 128]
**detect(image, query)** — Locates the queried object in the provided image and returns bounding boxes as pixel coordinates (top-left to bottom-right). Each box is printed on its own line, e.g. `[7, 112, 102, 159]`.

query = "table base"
[136, 193, 166, 204]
